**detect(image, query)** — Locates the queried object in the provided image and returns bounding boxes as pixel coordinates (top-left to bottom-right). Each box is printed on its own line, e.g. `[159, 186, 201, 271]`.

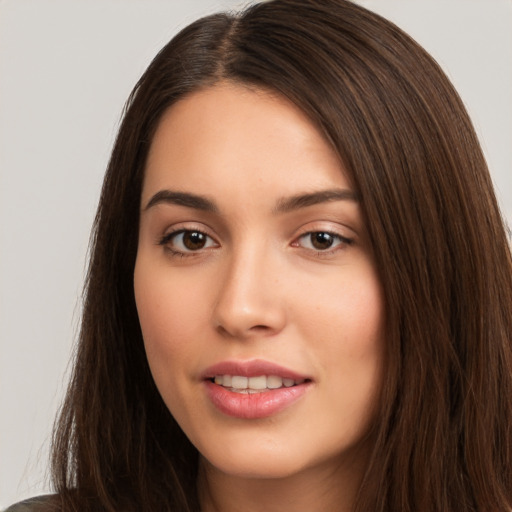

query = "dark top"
[3, 495, 55, 512]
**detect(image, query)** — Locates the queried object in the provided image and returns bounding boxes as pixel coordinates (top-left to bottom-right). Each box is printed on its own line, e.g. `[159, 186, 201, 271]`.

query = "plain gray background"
[1, 0, 511, 507]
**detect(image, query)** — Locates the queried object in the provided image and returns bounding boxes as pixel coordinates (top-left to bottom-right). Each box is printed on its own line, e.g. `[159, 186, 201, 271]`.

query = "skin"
[134, 82, 384, 512]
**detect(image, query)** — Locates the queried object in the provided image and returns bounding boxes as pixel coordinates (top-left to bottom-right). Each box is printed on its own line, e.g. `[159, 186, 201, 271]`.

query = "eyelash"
[158, 229, 353, 258]
[293, 230, 353, 255]
[158, 229, 217, 257]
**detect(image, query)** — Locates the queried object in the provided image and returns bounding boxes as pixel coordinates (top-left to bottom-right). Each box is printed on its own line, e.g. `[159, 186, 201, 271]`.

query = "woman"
[7, 0, 512, 510]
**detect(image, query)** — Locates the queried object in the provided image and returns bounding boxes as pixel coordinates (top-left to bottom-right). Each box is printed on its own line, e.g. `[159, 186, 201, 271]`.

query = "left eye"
[163, 230, 217, 252]
[297, 231, 350, 251]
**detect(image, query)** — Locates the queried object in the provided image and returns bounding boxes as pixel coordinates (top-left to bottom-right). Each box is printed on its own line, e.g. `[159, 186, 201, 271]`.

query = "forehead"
[142, 82, 350, 207]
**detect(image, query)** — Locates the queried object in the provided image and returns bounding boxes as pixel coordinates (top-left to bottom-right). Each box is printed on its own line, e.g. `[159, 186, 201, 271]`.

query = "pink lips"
[202, 359, 312, 419]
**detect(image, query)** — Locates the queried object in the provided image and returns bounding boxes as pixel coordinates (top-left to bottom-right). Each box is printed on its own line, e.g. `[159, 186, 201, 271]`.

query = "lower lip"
[204, 380, 311, 419]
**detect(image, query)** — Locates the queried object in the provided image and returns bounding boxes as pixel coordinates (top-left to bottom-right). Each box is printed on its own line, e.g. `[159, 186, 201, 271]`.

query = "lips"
[213, 374, 305, 393]
[202, 359, 312, 419]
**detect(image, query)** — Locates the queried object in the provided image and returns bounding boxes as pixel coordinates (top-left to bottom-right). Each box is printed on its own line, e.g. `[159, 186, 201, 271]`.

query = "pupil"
[183, 231, 206, 250]
[311, 232, 333, 250]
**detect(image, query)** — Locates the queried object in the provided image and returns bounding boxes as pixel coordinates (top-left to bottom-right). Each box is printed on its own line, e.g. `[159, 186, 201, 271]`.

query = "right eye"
[159, 229, 217, 255]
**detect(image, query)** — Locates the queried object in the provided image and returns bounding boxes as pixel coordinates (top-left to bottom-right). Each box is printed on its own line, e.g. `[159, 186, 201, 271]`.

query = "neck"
[198, 451, 367, 512]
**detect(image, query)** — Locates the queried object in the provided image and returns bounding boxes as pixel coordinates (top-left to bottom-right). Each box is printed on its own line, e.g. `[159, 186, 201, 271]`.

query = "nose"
[212, 247, 287, 339]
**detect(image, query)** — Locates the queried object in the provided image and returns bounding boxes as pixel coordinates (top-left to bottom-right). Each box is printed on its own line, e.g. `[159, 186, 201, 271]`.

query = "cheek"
[298, 263, 384, 348]
[134, 260, 219, 436]
[299, 265, 384, 416]
[133, 260, 206, 380]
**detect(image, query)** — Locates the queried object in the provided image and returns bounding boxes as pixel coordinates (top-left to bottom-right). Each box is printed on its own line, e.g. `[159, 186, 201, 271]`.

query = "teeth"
[267, 375, 283, 389]
[248, 375, 267, 389]
[213, 374, 305, 391]
[231, 376, 248, 388]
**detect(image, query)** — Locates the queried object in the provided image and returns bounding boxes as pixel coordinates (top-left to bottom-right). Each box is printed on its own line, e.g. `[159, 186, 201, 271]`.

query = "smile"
[212, 374, 306, 393]
[202, 360, 312, 419]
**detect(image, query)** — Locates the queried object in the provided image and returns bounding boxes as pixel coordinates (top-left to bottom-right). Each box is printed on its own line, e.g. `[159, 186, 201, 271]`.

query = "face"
[134, 83, 384, 481]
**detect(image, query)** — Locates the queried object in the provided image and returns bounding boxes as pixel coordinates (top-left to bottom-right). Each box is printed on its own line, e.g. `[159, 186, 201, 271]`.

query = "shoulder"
[3, 495, 58, 512]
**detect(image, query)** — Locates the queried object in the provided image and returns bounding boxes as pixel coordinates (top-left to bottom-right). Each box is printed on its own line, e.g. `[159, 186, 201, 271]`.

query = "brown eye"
[296, 231, 352, 252]
[182, 231, 207, 250]
[160, 229, 217, 254]
[310, 232, 334, 250]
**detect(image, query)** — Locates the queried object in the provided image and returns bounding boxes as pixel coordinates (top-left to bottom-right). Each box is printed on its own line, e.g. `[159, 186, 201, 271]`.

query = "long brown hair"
[50, 1, 512, 510]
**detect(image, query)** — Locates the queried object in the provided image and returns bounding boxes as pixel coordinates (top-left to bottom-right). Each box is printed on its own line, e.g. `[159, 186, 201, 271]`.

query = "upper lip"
[201, 359, 311, 381]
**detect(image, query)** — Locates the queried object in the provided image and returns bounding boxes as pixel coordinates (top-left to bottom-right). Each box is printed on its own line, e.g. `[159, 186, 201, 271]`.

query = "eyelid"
[294, 221, 354, 241]
[290, 223, 355, 255]
[159, 229, 216, 245]
[157, 221, 216, 242]
[294, 230, 352, 246]
[157, 224, 219, 256]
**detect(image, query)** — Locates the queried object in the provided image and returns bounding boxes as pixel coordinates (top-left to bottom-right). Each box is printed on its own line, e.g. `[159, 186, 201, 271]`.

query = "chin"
[201, 451, 311, 480]
[196, 431, 356, 482]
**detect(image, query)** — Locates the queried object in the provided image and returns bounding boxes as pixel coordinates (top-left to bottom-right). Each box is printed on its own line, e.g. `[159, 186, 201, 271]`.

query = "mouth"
[202, 360, 312, 419]
[210, 374, 308, 394]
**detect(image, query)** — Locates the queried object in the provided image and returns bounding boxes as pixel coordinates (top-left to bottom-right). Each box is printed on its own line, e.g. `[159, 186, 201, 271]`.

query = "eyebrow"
[144, 190, 218, 212]
[144, 188, 358, 213]
[272, 188, 358, 213]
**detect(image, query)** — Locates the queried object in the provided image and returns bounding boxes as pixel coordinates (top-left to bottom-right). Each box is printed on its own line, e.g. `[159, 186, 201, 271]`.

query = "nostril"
[250, 325, 271, 331]
[215, 323, 272, 338]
